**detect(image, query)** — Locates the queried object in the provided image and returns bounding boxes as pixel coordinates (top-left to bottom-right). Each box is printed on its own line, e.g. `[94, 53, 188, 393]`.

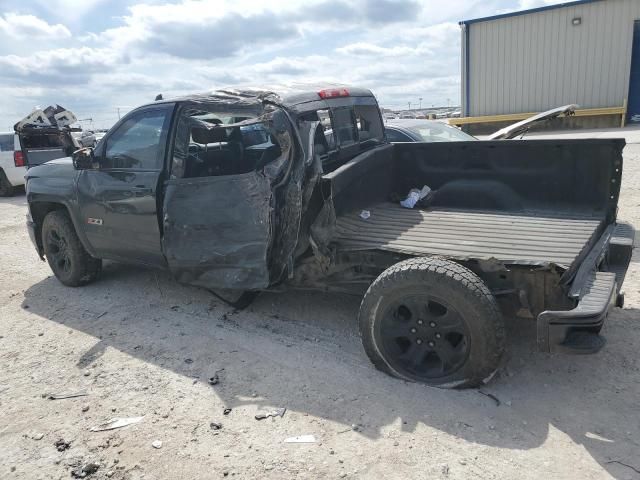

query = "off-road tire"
[0, 169, 15, 197]
[359, 257, 505, 388]
[42, 210, 102, 287]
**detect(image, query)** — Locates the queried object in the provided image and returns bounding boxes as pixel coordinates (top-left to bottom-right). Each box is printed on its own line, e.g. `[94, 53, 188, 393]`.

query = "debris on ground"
[90, 416, 144, 432]
[255, 407, 286, 420]
[184, 358, 193, 364]
[478, 390, 501, 406]
[54, 439, 71, 451]
[44, 392, 88, 400]
[359, 210, 371, 220]
[152, 440, 163, 449]
[223, 408, 232, 415]
[210, 422, 223, 430]
[284, 435, 316, 443]
[70, 462, 100, 478]
[31, 433, 44, 440]
[81, 405, 90, 412]
[208, 373, 219, 385]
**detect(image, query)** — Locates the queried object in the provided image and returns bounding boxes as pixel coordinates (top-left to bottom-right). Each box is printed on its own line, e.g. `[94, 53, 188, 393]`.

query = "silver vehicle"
[385, 105, 577, 143]
[385, 119, 477, 143]
[0, 132, 26, 196]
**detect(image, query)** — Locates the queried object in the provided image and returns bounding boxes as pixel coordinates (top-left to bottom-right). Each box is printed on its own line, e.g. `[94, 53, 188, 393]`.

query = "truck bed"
[335, 203, 602, 267]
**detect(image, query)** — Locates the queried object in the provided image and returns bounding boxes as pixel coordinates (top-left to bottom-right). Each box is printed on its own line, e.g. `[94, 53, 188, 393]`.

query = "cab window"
[103, 110, 169, 170]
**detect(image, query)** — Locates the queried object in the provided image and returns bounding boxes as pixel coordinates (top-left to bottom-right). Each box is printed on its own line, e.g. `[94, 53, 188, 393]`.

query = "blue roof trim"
[459, 0, 603, 25]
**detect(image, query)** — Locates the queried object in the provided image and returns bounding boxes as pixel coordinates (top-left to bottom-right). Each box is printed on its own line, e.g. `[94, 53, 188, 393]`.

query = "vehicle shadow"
[21, 262, 640, 478]
[0, 190, 27, 206]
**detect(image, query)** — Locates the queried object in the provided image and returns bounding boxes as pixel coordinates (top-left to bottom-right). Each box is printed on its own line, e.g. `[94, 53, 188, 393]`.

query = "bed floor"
[334, 203, 603, 267]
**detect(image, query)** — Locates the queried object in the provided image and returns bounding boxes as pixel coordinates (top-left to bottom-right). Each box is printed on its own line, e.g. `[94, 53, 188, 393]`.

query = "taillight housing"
[318, 88, 350, 99]
[14, 150, 25, 167]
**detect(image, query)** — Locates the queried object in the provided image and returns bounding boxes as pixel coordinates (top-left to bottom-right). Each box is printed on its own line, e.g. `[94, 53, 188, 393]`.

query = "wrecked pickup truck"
[25, 86, 633, 388]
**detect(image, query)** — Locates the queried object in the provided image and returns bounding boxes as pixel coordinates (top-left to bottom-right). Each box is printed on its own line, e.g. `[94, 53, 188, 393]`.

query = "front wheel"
[42, 210, 102, 287]
[359, 257, 505, 388]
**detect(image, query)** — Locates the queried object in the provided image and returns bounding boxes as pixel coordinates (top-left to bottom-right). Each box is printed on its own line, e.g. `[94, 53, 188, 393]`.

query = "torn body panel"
[161, 98, 311, 290]
[162, 172, 273, 289]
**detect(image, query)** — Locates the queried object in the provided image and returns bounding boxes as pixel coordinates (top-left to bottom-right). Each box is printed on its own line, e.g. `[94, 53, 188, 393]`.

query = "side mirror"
[72, 147, 97, 170]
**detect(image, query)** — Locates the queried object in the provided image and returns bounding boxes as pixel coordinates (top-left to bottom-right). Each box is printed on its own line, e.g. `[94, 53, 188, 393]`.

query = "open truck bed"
[323, 139, 623, 277]
[312, 137, 631, 371]
[335, 203, 602, 268]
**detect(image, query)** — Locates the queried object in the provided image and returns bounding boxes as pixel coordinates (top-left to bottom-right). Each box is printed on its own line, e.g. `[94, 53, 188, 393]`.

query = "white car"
[0, 132, 26, 196]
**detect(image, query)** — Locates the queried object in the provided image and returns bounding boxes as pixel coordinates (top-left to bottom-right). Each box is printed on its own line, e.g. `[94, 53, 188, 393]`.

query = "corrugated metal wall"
[464, 0, 640, 116]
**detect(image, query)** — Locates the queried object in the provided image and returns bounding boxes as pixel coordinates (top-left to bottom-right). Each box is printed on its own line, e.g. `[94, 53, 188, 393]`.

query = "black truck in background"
[23, 86, 633, 388]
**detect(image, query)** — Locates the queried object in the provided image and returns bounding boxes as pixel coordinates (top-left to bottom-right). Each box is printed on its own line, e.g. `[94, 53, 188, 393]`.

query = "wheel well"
[30, 202, 68, 252]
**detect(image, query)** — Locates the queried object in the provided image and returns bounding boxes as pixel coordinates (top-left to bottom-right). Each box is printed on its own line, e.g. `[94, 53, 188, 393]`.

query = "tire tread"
[359, 257, 505, 388]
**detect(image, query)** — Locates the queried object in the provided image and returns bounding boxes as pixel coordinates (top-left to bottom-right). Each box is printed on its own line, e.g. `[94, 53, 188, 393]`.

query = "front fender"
[27, 166, 97, 258]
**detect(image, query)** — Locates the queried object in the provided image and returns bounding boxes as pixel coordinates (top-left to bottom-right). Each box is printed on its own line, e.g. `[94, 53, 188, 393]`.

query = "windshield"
[408, 123, 476, 142]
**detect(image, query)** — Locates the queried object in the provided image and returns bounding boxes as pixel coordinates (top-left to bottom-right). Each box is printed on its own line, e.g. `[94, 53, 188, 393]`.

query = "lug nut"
[416, 339, 423, 345]
[417, 320, 423, 325]
[428, 341, 435, 347]
[429, 322, 436, 328]
[435, 333, 441, 339]
[410, 328, 417, 333]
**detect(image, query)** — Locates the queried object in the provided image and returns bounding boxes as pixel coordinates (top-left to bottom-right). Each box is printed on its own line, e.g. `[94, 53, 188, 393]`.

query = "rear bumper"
[536, 222, 634, 354]
[537, 271, 616, 354]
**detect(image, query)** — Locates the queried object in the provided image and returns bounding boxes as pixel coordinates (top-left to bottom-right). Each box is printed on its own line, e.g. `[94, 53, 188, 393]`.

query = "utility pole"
[419, 97, 422, 110]
[408, 101, 411, 111]
[117, 107, 121, 120]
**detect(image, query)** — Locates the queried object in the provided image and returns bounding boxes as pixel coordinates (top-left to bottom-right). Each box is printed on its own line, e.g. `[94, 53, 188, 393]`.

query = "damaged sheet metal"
[14, 104, 78, 131]
[161, 94, 313, 290]
[163, 171, 274, 290]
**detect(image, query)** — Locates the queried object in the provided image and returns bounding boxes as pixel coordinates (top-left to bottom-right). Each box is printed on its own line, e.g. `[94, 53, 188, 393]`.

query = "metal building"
[460, 0, 640, 123]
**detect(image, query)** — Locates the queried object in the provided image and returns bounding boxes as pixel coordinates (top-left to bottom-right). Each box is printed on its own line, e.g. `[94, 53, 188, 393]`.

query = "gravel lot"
[1, 129, 639, 480]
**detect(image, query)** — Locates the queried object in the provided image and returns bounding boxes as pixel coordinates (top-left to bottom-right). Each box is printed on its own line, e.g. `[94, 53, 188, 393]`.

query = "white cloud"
[0, 0, 543, 129]
[336, 43, 420, 57]
[518, 0, 566, 9]
[0, 13, 71, 40]
[0, 47, 124, 82]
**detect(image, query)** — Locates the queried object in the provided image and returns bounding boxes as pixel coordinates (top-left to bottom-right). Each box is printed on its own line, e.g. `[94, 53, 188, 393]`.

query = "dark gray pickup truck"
[24, 86, 633, 388]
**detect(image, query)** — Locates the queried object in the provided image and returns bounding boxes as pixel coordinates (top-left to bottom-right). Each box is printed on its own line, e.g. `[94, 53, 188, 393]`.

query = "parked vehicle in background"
[24, 86, 632, 388]
[387, 105, 578, 143]
[385, 119, 477, 142]
[14, 105, 82, 168]
[0, 132, 26, 196]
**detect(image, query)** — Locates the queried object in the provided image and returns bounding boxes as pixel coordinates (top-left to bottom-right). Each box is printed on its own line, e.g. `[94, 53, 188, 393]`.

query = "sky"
[0, 0, 566, 130]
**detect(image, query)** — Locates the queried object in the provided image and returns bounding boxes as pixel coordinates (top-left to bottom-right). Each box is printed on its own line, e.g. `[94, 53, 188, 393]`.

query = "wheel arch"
[30, 201, 96, 258]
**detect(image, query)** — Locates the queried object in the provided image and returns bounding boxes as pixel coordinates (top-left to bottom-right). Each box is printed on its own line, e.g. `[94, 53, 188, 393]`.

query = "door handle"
[132, 186, 153, 195]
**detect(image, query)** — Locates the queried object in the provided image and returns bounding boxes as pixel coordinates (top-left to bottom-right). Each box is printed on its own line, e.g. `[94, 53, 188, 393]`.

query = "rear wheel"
[359, 257, 505, 388]
[0, 169, 15, 197]
[42, 210, 102, 286]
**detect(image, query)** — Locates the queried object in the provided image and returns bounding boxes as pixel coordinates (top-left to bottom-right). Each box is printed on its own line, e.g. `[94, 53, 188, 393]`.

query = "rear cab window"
[300, 93, 385, 171]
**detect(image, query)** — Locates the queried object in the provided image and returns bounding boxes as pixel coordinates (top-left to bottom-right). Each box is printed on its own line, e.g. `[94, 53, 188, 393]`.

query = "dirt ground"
[1, 129, 640, 480]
